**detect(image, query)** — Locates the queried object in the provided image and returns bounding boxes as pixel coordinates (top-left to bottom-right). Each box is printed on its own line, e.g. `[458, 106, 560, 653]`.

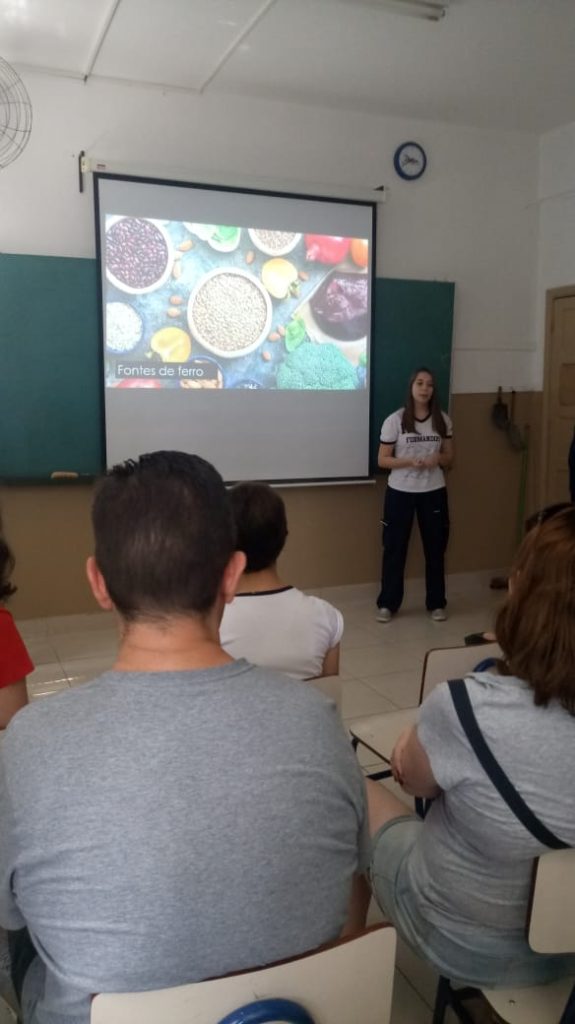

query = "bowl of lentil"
[248, 229, 302, 257]
[188, 268, 272, 359]
[105, 216, 173, 295]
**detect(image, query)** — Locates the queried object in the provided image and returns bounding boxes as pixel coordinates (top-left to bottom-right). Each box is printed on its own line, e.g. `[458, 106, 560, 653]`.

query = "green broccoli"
[276, 342, 357, 390]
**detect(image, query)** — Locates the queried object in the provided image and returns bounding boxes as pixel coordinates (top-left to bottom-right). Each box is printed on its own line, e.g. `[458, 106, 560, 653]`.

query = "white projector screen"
[94, 174, 376, 483]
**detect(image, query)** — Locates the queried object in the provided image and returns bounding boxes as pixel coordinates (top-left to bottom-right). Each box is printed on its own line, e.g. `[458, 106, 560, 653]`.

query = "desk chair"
[433, 848, 575, 1024]
[91, 924, 396, 1024]
[350, 643, 501, 781]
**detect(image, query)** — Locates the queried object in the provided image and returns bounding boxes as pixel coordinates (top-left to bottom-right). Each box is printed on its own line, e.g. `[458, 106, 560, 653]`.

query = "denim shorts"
[370, 815, 575, 989]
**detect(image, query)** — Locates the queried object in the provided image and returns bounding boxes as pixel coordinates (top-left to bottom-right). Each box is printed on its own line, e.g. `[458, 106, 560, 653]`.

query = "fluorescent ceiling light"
[350, 0, 449, 21]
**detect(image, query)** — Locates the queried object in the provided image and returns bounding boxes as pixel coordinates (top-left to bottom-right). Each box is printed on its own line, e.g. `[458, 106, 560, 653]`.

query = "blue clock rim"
[393, 141, 427, 181]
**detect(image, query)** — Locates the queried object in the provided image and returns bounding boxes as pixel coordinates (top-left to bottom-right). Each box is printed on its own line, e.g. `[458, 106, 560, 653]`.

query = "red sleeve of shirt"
[0, 608, 34, 688]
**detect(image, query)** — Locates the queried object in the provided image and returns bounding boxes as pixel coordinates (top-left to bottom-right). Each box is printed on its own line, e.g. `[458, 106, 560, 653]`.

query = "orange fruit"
[350, 238, 369, 269]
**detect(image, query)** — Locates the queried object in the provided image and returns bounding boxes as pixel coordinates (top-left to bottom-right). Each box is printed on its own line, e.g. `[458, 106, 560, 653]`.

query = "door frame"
[540, 285, 575, 506]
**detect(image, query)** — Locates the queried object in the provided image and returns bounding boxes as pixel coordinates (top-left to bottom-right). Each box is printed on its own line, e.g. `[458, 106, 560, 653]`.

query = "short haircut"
[496, 505, 575, 714]
[229, 482, 288, 573]
[92, 451, 235, 621]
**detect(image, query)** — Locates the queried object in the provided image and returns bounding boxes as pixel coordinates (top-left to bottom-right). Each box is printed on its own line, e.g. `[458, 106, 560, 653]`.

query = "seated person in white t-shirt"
[220, 482, 343, 680]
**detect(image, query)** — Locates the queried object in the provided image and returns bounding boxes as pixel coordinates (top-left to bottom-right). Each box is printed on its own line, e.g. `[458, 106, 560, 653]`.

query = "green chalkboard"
[370, 278, 454, 472]
[0, 254, 103, 481]
[0, 255, 453, 481]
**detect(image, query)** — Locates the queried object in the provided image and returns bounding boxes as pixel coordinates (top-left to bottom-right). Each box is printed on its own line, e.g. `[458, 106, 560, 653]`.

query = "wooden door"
[543, 290, 575, 505]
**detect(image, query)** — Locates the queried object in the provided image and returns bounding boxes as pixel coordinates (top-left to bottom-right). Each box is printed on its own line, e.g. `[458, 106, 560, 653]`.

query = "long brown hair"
[0, 513, 16, 602]
[496, 505, 575, 714]
[401, 367, 447, 437]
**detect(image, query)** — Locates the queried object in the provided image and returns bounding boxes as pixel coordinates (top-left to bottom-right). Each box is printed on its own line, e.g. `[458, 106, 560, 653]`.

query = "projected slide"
[103, 217, 369, 392]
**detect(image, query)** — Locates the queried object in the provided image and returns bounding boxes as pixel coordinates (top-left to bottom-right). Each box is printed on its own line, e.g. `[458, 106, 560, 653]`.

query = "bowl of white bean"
[248, 229, 301, 257]
[188, 268, 272, 359]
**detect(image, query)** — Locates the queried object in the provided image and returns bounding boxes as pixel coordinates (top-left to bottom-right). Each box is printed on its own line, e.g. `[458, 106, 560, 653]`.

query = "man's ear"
[221, 550, 247, 605]
[86, 556, 114, 611]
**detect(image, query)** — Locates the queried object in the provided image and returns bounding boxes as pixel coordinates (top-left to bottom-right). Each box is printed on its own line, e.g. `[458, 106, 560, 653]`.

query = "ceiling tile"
[1, 0, 575, 132]
[208, 0, 575, 132]
[93, 0, 265, 90]
[0, 0, 111, 74]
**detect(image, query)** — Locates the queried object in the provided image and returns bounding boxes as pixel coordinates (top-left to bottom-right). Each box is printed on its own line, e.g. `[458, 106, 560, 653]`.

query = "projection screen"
[95, 173, 376, 483]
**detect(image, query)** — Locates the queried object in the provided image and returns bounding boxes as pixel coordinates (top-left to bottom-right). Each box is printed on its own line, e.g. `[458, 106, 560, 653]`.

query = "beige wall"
[2, 392, 543, 620]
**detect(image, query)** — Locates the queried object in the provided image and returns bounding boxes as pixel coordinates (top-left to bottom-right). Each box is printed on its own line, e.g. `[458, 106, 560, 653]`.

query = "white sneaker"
[376, 607, 392, 623]
[430, 608, 447, 622]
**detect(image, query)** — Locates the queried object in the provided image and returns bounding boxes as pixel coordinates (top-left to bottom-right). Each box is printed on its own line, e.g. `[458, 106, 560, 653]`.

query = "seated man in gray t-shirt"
[0, 451, 369, 1024]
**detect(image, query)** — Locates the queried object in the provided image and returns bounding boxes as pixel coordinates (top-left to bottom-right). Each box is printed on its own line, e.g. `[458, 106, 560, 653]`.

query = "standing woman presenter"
[376, 368, 453, 622]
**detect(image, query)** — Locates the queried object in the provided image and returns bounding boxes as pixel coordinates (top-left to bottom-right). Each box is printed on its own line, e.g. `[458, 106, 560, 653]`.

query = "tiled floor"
[15, 570, 503, 1023]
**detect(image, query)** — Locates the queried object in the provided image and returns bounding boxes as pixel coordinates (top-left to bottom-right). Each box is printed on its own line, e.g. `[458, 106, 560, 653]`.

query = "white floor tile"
[27, 663, 68, 686]
[340, 624, 381, 650]
[390, 970, 432, 1024]
[24, 639, 61, 667]
[341, 681, 398, 718]
[59, 656, 114, 683]
[341, 644, 422, 679]
[28, 679, 70, 700]
[356, 669, 422, 709]
[15, 617, 49, 640]
[396, 937, 440, 1009]
[51, 632, 117, 662]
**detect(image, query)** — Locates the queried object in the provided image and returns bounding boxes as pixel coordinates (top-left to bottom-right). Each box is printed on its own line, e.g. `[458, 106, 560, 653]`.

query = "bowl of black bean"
[188, 268, 272, 359]
[105, 216, 174, 295]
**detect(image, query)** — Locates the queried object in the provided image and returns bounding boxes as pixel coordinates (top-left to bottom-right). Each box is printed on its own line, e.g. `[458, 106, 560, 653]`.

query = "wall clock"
[393, 141, 427, 181]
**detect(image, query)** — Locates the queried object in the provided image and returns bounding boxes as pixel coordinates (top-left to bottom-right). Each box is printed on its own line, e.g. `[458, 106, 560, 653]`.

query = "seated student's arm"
[391, 725, 441, 799]
[319, 643, 340, 679]
[0, 679, 28, 730]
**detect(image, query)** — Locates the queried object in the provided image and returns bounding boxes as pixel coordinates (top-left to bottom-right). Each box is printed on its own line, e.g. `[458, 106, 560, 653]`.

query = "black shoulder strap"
[448, 679, 569, 851]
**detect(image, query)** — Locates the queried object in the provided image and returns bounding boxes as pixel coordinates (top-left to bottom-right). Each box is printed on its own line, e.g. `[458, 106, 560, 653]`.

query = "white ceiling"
[2, 0, 575, 133]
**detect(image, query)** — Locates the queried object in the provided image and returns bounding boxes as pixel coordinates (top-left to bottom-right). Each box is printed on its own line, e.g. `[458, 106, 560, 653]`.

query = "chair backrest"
[91, 924, 396, 1024]
[528, 849, 575, 954]
[419, 642, 502, 703]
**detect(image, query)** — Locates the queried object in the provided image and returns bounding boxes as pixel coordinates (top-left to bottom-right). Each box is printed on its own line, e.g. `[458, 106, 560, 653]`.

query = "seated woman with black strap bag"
[366, 504, 575, 988]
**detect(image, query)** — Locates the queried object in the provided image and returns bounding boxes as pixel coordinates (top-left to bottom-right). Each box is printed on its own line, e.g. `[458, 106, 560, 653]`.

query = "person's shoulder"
[304, 593, 344, 637]
[294, 588, 340, 615]
[380, 408, 403, 440]
[5, 673, 108, 743]
[2, 689, 66, 766]
[241, 661, 337, 713]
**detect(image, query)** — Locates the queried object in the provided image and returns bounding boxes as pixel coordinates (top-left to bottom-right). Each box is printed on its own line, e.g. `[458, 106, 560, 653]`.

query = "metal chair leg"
[432, 976, 451, 1024]
[432, 978, 480, 1024]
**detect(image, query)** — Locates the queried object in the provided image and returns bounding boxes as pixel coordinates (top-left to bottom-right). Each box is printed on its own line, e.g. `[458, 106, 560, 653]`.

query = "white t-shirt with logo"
[380, 409, 452, 493]
[220, 586, 344, 680]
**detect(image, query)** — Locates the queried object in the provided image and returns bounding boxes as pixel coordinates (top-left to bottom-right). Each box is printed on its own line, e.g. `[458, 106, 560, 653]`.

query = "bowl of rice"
[188, 268, 272, 359]
[105, 216, 173, 295]
[248, 229, 302, 257]
[106, 301, 144, 353]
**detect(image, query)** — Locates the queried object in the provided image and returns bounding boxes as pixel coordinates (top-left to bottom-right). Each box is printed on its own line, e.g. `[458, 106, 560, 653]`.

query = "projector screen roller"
[95, 174, 375, 482]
